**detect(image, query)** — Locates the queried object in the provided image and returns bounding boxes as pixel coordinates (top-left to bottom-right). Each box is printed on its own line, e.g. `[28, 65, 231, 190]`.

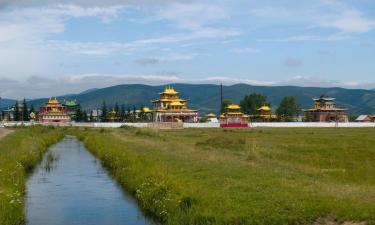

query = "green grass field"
[76, 127, 375, 225]
[1, 127, 375, 225]
[0, 126, 63, 225]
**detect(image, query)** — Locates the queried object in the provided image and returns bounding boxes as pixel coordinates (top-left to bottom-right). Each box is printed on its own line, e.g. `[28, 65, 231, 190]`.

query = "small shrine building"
[63, 99, 80, 121]
[38, 98, 71, 123]
[256, 105, 278, 122]
[303, 96, 348, 122]
[220, 104, 249, 127]
[205, 113, 218, 123]
[152, 86, 198, 122]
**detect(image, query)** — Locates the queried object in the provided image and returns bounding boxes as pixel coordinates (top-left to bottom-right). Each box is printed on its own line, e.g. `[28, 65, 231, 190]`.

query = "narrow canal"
[25, 136, 153, 225]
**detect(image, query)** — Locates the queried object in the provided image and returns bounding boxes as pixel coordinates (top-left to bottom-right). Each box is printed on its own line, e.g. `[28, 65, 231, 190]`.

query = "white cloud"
[318, 8, 375, 33]
[0, 4, 125, 77]
[251, 0, 375, 42]
[45, 28, 240, 55]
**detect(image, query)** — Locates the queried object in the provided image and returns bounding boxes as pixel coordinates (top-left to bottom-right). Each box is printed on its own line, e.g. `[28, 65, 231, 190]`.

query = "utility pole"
[220, 83, 223, 113]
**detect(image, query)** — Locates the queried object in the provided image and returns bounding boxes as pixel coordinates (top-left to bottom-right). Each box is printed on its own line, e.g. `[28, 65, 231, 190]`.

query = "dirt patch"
[0, 128, 13, 140]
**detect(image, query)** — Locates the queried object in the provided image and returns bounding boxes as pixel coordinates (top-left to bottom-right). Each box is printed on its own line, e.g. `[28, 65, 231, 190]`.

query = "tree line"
[99, 101, 152, 122]
[8, 99, 35, 121]
[222, 93, 300, 122]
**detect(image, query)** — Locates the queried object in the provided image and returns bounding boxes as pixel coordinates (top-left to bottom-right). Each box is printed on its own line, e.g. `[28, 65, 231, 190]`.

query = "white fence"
[250, 122, 375, 128]
[1, 121, 375, 128]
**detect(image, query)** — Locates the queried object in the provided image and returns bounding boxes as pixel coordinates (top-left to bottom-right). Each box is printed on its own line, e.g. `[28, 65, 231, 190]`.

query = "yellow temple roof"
[258, 105, 271, 111]
[206, 113, 216, 117]
[160, 86, 179, 95]
[142, 107, 152, 113]
[226, 104, 241, 110]
[47, 98, 60, 105]
[170, 101, 185, 106]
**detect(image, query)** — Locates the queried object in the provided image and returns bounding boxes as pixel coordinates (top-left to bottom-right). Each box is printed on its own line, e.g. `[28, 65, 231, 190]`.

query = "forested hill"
[6, 83, 375, 115]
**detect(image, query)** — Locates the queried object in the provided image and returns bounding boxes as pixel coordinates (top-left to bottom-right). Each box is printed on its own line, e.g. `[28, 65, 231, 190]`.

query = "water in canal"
[26, 136, 153, 225]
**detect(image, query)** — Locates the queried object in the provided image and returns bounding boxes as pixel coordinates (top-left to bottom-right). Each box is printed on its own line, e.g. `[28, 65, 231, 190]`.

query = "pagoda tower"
[303, 96, 348, 122]
[38, 98, 71, 123]
[220, 104, 249, 127]
[152, 86, 198, 122]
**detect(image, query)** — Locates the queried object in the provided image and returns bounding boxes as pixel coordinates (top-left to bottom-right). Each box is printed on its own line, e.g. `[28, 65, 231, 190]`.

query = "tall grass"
[74, 127, 375, 225]
[0, 126, 64, 225]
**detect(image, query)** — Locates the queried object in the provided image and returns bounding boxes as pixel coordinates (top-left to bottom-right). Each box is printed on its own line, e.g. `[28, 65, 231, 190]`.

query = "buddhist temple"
[303, 96, 348, 122]
[220, 104, 249, 127]
[38, 98, 71, 123]
[255, 105, 278, 122]
[152, 86, 198, 122]
[108, 109, 118, 122]
[63, 99, 81, 121]
[206, 113, 218, 123]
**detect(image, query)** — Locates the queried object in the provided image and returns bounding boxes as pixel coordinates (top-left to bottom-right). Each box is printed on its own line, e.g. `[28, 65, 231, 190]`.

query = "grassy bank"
[75, 127, 375, 225]
[0, 126, 64, 225]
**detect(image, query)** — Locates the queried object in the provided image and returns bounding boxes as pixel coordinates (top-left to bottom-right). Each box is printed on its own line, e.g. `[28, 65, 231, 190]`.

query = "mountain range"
[2, 83, 375, 115]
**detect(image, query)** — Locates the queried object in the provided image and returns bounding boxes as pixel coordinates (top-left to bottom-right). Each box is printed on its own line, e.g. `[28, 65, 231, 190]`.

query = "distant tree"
[114, 103, 120, 122]
[82, 110, 88, 122]
[276, 96, 300, 122]
[240, 93, 270, 115]
[132, 106, 136, 121]
[14, 101, 20, 121]
[220, 99, 233, 114]
[101, 101, 108, 122]
[89, 111, 94, 122]
[139, 105, 145, 121]
[120, 105, 126, 121]
[124, 107, 131, 122]
[29, 105, 35, 113]
[75, 107, 83, 122]
[22, 98, 29, 121]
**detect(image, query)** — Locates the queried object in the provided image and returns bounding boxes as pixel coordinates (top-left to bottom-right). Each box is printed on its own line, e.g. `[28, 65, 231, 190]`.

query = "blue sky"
[0, 0, 374, 98]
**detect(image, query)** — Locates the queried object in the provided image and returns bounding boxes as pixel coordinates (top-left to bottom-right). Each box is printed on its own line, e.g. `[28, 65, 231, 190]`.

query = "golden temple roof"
[47, 97, 60, 105]
[206, 113, 216, 117]
[170, 101, 185, 106]
[226, 104, 241, 110]
[258, 105, 271, 111]
[142, 107, 152, 113]
[160, 86, 179, 95]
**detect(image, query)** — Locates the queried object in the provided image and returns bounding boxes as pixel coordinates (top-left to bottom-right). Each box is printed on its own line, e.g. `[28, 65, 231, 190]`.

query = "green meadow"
[1, 127, 375, 225]
[76, 127, 375, 225]
[0, 127, 63, 225]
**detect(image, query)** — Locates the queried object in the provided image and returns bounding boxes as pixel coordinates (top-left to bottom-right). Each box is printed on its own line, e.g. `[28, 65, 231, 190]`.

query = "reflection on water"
[26, 136, 153, 225]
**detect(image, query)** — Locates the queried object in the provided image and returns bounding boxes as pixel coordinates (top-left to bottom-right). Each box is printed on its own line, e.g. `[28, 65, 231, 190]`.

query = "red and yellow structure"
[220, 104, 249, 127]
[152, 86, 198, 122]
[38, 98, 71, 123]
